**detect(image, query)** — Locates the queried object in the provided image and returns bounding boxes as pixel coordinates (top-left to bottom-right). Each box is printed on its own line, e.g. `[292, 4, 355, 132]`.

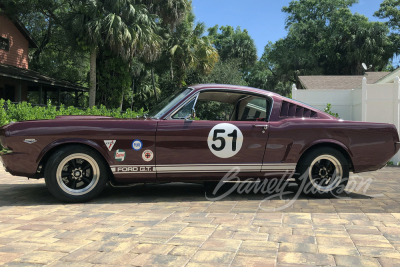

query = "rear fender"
[299, 138, 354, 168]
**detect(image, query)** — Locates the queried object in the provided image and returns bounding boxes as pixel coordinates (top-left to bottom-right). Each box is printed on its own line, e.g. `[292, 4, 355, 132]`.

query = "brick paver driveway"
[1, 166, 400, 267]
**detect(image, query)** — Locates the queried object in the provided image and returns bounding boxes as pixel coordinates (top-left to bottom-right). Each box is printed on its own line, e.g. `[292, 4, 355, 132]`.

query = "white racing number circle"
[207, 123, 243, 158]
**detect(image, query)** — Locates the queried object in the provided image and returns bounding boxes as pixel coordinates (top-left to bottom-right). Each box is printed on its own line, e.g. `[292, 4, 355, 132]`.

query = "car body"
[1, 84, 399, 201]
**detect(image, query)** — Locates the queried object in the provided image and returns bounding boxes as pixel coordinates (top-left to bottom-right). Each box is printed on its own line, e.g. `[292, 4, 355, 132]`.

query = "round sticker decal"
[207, 123, 243, 158]
[132, 140, 143, 151]
[142, 150, 154, 162]
[114, 149, 126, 162]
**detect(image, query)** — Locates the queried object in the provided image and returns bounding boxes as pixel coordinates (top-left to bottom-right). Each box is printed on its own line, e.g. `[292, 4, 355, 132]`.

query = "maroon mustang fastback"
[1, 84, 399, 202]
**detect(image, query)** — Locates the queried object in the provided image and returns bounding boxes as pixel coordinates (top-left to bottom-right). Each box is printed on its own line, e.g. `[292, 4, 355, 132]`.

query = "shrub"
[0, 100, 145, 127]
[324, 103, 339, 118]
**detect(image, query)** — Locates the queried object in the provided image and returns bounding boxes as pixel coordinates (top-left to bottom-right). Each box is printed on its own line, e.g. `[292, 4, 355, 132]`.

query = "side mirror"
[185, 108, 196, 121]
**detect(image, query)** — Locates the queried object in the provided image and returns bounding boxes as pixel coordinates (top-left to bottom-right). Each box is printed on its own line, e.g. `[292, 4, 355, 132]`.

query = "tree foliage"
[201, 59, 248, 86]
[2, 0, 191, 109]
[208, 25, 257, 71]
[164, 11, 219, 87]
[263, 0, 395, 89]
[153, 10, 220, 100]
[375, 0, 400, 54]
[2, 0, 89, 86]
[66, 0, 162, 62]
[96, 50, 133, 109]
[1, 0, 398, 111]
[65, 0, 165, 107]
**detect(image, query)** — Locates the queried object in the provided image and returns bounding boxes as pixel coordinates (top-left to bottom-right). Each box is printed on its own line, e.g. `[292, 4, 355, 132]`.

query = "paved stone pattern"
[0, 166, 400, 266]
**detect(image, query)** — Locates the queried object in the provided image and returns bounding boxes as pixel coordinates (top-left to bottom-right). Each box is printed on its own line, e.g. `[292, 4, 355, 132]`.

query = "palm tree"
[141, 0, 190, 102]
[208, 25, 258, 72]
[66, 0, 162, 107]
[131, 68, 161, 111]
[166, 11, 219, 86]
[143, 0, 189, 29]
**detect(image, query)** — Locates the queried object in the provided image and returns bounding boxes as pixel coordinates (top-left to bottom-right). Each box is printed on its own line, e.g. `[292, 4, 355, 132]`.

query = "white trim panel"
[111, 163, 296, 174]
[111, 165, 156, 174]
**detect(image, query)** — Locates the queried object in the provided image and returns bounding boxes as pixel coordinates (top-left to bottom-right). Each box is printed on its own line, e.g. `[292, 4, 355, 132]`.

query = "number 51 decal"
[208, 123, 243, 158]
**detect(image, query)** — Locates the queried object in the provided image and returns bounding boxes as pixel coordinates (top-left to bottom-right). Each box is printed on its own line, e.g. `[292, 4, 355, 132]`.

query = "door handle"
[253, 125, 268, 130]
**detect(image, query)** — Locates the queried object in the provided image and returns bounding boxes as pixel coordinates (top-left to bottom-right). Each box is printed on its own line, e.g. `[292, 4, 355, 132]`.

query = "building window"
[0, 37, 10, 51]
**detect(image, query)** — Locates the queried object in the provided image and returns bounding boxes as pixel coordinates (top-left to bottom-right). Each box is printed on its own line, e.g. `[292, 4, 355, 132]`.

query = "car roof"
[189, 84, 280, 97]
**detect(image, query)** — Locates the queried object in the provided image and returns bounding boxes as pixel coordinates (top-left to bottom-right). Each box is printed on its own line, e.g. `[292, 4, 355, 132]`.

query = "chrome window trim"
[168, 92, 200, 120]
[163, 87, 274, 122]
[231, 95, 250, 121]
[150, 87, 194, 119]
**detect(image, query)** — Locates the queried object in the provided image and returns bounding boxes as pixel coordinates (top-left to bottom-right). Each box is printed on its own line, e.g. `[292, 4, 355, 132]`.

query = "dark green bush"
[0, 99, 145, 127]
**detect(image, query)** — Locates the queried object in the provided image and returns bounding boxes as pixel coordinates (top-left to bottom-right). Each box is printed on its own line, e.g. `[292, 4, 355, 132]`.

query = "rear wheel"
[295, 147, 349, 197]
[44, 145, 108, 203]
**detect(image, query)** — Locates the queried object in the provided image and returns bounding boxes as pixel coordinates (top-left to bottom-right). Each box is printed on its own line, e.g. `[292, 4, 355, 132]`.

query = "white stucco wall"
[292, 88, 355, 120]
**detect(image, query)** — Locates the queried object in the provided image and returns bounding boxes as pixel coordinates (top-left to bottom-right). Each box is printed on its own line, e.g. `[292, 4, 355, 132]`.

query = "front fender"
[36, 138, 113, 165]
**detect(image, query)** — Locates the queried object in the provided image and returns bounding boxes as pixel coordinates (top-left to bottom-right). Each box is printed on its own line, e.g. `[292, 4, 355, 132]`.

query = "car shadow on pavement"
[1, 180, 395, 213]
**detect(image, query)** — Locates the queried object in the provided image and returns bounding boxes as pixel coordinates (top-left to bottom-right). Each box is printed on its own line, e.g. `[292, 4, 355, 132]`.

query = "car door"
[155, 90, 271, 182]
[261, 99, 298, 174]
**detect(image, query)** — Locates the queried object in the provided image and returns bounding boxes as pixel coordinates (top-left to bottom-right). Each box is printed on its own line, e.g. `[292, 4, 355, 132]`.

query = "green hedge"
[0, 99, 145, 127]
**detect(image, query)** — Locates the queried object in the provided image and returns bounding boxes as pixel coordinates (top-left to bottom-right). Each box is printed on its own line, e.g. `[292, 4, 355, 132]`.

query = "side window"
[170, 91, 271, 121]
[172, 98, 196, 119]
[196, 100, 234, 121]
[237, 97, 268, 121]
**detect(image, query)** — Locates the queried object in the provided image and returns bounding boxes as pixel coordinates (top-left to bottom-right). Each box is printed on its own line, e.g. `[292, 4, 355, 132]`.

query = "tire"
[44, 145, 109, 203]
[295, 147, 349, 198]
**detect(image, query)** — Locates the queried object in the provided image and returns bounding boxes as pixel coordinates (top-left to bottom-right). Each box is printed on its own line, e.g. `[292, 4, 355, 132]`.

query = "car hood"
[54, 115, 156, 121]
[55, 115, 114, 120]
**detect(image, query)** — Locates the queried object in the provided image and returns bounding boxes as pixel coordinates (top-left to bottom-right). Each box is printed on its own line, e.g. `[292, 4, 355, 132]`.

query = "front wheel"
[295, 147, 349, 197]
[44, 145, 109, 203]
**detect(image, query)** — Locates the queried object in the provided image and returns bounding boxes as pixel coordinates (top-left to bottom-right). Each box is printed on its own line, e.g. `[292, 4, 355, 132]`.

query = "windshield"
[148, 88, 193, 119]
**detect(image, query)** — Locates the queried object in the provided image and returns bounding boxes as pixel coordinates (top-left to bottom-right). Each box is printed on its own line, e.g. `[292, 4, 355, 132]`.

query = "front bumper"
[0, 152, 36, 177]
[0, 153, 14, 173]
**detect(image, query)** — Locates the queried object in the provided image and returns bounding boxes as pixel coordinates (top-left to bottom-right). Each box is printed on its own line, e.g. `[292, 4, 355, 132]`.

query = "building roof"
[373, 68, 400, 84]
[0, 63, 87, 91]
[298, 72, 390, 90]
